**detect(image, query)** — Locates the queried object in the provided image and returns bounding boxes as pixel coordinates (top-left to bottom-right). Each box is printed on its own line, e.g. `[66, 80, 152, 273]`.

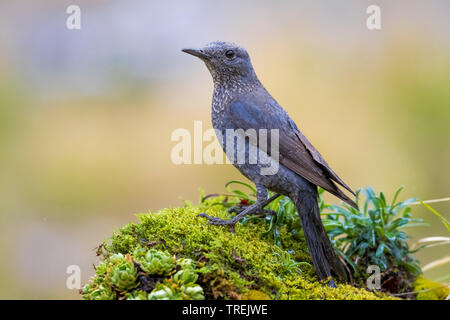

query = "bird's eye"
[225, 50, 235, 59]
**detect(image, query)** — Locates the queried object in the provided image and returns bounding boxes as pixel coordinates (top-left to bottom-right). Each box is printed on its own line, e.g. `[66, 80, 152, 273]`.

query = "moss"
[414, 276, 450, 300]
[241, 290, 271, 300]
[91, 200, 395, 300]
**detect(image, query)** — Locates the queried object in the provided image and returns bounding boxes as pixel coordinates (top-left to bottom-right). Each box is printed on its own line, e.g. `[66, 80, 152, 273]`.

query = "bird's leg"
[197, 185, 280, 232]
[228, 196, 277, 218]
[228, 185, 279, 218]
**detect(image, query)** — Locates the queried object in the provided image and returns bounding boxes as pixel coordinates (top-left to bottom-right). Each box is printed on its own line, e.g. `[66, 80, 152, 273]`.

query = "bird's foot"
[197, 193, 280, 233]
[196, 212, 238, 226]
[227, 205, 246, 215]
[229, 205, 277, 219]
[197, 194, 280, 232]
[197, 203, 262, 232]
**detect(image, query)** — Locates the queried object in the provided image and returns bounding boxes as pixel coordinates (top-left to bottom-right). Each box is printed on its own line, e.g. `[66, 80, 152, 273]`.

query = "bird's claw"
[196, 212, 237, 232]
[196, 193, 281, 233]
[196, 212, 210, 219]
[196, 213, 236, 226]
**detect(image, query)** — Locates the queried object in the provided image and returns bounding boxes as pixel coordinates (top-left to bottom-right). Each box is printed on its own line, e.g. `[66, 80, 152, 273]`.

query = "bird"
[182, 41, 357, 287]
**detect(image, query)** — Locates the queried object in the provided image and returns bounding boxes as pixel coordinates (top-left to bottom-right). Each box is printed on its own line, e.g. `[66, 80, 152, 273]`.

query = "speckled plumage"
[183, 41, 356, 284]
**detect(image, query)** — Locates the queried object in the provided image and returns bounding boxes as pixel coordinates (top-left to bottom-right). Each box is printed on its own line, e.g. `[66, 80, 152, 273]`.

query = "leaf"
[396, 198, 417, 210]
[335, 248, 356, 271]
[379, 192, 387, 208]
[422, 256, 450, 272]
[403, 261, 421, 275]
[391, 186, 404, 208]
[321, 212, 346, 216]
[418, 236, 450, 243]
[231, 190, 252, 200]
[401, 206, 412, 218]
[388, 217, 409, 231]
[262, 216, 275, 235]
[420, 201, 450, 233]
[414, 236, 450, 249]
[376, 242, 386, 257]
[399, 222, 429, 229]
[225, 180, 257, 195]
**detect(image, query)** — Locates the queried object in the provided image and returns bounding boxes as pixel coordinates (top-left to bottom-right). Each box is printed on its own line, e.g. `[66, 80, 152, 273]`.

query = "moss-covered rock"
[82, 198, 400, 300]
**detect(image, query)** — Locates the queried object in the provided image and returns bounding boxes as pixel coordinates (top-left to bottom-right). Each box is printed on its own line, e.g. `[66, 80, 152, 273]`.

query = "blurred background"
[0, 0, 449, 299]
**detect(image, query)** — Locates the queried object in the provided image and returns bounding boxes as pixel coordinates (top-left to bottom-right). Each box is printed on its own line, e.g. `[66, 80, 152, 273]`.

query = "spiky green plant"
[322, 186, 426, 280]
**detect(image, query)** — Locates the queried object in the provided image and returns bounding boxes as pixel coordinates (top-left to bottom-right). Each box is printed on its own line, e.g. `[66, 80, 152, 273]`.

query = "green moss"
[90, 200, 394, 300]
[241, 290, 271, 300]
[414, 276, 450, 300]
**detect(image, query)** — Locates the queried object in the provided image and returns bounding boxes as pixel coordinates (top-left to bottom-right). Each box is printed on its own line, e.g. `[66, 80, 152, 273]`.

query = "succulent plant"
[177, 258, 195, 270]
[131, 247, 147, 260]
[95, 262, 108, 276]
[148, 282, 184, 300]
[90, 285, 117, 300]
[136, 249, 175, 275]
[182, 284, 204, 300]
[106, 253, 138, 291]
[82, 248, 204, 300]
[125, 290, 149, 300]
[109, 253, 127, 265]
[81, 281, 116, 300]
[80, 281, 95, 299]
[173, 268, 198, 285]
[147, 279, 204, 300]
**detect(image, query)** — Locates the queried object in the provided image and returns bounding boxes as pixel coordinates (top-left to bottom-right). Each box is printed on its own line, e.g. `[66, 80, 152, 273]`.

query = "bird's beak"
[182, 48, 210, 60]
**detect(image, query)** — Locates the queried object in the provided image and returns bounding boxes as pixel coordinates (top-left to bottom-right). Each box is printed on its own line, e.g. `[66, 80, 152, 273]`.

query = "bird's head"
[182, 41, 259, 86]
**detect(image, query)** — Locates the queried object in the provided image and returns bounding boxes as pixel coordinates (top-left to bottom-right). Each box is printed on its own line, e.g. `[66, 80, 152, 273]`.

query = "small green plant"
[149, 279, 205, 300]
[322, 186, 426, 291]
[81, 249, 204, 300]
[106, 253, 139, 291]
[133, 248, 176, 275]
[271, 246, 310, 279]
[420, 201, 450, 232]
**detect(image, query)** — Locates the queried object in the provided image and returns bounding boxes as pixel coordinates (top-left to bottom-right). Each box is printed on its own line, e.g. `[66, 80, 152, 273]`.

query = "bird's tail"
[294, 189, 348, 286]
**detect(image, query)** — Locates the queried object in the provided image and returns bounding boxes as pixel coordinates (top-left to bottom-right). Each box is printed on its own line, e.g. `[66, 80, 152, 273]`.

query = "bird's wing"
[228, 98, 357, 208]
[286, 118, 356, 196]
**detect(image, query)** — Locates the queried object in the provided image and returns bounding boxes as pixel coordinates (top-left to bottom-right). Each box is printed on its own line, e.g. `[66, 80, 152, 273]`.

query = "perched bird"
[182, 41, 356, 286]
